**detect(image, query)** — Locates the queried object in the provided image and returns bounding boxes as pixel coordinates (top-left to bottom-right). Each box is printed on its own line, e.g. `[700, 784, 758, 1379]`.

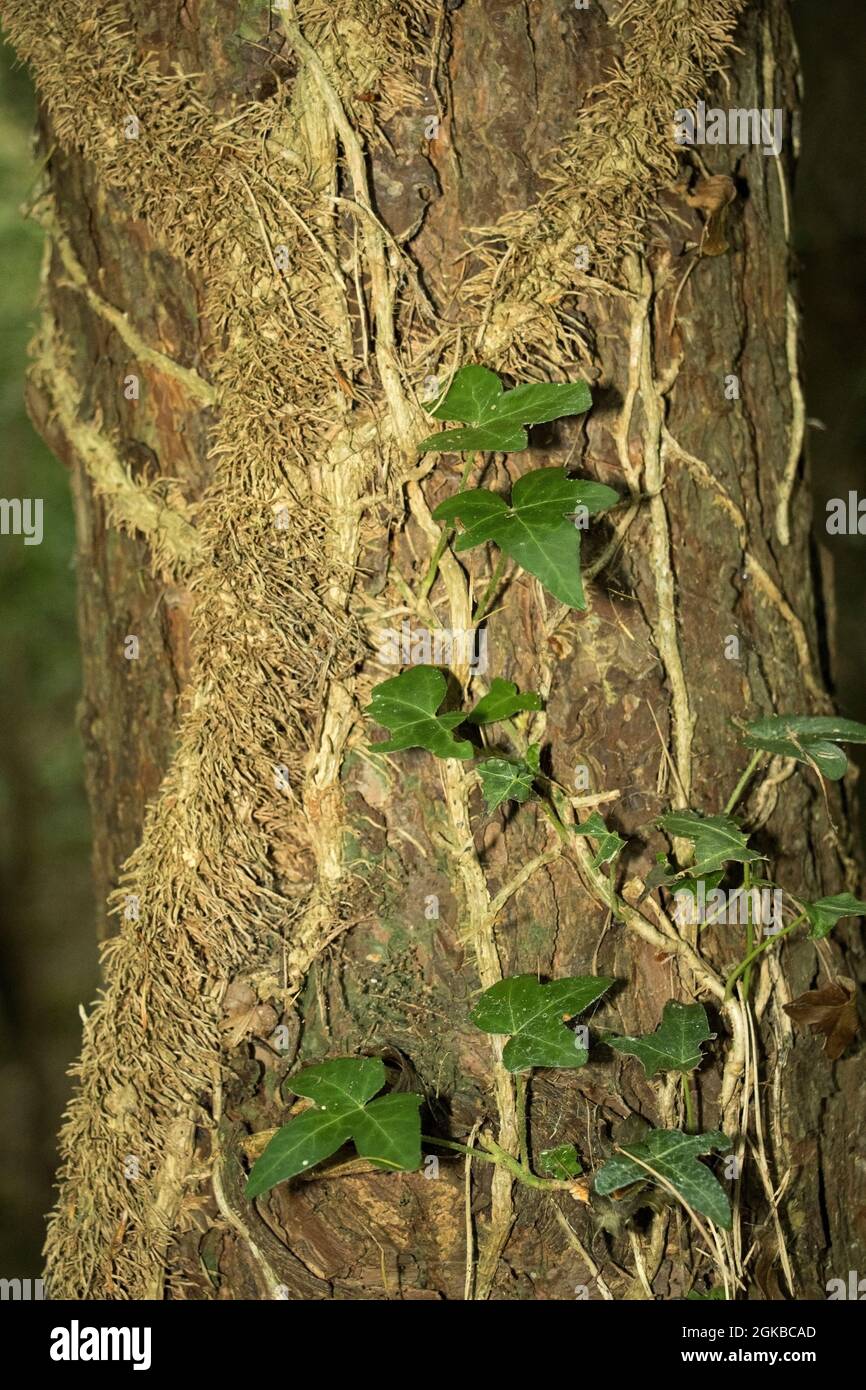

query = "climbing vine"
[241, 370, 866, 1299]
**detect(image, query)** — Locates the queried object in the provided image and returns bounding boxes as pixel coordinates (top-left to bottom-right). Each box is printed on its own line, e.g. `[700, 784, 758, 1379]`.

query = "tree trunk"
[6, 0, 865, 1300]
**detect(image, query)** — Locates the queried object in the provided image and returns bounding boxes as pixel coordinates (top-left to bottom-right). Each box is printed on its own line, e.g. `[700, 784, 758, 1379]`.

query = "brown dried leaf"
[220, 981, 278, 1048]
[686, 174, 737, 257]
[783, 976, 860, 1061]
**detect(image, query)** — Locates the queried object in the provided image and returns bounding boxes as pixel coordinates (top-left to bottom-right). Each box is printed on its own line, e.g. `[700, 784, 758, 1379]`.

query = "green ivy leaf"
[470, 973, 613, 1071]
[476, 756, 536, 814]
[428, 364, 504, 422]
[366, 666, 473, 760]
[658, 810, 762, 878]
[644, 854, 676, 894]
[433, 468, 618, 608]
[801, 892, 866, 940]
[742, 715, 866, 782]
[573, 811, 627, 869]
[674, 870, 725, 907]
[419, 366, 592, 454]
[467, 678, 542, 725]
[607, 1001, 716, 1077]
[245, 1058, 422, 1197]
[419, 421, 529, 454]
[525, 743, 541, 774]
[594, 1129, 732, 1229]
[539, 1144, 583, 1179]
[686, 1287, 726, 1301]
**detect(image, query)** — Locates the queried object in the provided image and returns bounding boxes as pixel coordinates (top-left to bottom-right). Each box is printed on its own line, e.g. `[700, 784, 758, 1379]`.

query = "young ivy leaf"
[433, 468, 619, 609]
[800, 892, 866, 941]
[594, 1129, 733, 1229]
[470, 973, 613, 1071]
[657, 809, 762, 878]
[467, 678, 542, 725]
[366, 666, 472, 760]
[742, 714, 866, 782]
[539, 1144, 583, 1179]
[573, 811, 627, 869]
[476, 752, 537, 814]
[419, 365, 592, 454]
[607, 1001, 716, 1078]
[245, 1058, 422, 1198]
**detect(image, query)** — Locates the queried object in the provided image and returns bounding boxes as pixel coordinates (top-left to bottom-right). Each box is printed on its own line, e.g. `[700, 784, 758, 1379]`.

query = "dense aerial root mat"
[3, 0, 746, 1297]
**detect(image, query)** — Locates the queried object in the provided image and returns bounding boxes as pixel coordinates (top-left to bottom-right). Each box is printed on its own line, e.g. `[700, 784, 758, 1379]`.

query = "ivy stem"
[724, 912, 806, 1000]
[473, 553, 506, 625]
[742, 862, 754, 1001]
[541, 797, 572, 845]
[682, 1073, 696, 1133]
[516, 1072, 530, 1172]
[417, 452, 478, 603]
[724, 749, 764, 815]
[420, 1134, 574, 1191]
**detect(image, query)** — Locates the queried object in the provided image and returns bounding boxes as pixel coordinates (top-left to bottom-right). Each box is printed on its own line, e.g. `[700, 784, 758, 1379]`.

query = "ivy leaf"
[419, 421, 528, 454]
[802, 892, 866, 941]
[539, 1144, 583, 1179]
[644, 854, 676, 894]
[607, 1001, 715, 1077]
[573, 811, 626, 869]
[658, 809, 762, 877]
[419, 366, 592, 454]
[674, 870, 725, 906]
[467, 678, 542, 725]
[742, 715, 866, 782]
[428, 364, 504, 422]
[470, 973, 613, 1071]
[433, 468, 619, 608]
[366, 666, 473, 760]
[476, 756, 536, 814]
[245, 1057, 422, 1197]
[594, 1129, 733, 1229]
[525, 743, 541, 774]
[686, 1287, 726, 1301]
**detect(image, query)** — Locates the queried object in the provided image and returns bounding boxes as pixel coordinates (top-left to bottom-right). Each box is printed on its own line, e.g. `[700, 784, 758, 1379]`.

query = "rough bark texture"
[8, 0, 866, 1300]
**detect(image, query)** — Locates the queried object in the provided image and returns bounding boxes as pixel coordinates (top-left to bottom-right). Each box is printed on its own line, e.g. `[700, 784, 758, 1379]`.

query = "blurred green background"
[0, 43, 96, 1279]
[0, 1, 864, 1280]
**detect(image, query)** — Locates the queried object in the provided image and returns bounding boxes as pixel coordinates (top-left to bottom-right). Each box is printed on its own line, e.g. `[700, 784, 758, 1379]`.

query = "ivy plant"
[418, 364, 592, 455]
[573, 810, 627, 870]
[322, 359, 866, 1289]
[654, 810, 762, 885]
[433, 468, 618, 609]
[476, 751, 539, 814]
[245, 1058, 422, 1198]
[801, 892, 866, 940]
[595, 1129, 733, 1229]
[470, 973, 612, 1070]
[365, 665, 475, 759]
[742, 713, 866, 781]
[608, 1001, 715, 1079]
[367, 666, 540, 764]
[466, 677, 543, 724]
[539, 1144, 583, 1179]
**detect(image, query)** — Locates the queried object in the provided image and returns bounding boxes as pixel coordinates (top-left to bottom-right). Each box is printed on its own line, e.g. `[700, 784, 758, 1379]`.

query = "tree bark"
[7, 0, 865, 1300]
